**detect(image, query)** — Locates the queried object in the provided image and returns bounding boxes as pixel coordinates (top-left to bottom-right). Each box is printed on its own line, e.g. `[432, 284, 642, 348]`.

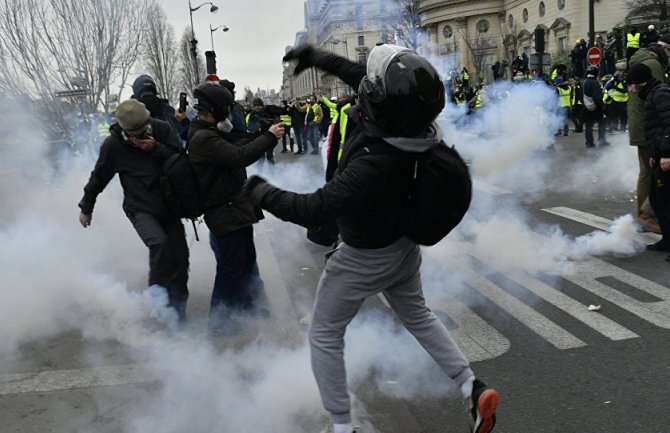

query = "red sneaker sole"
[477, 389, 500, 432]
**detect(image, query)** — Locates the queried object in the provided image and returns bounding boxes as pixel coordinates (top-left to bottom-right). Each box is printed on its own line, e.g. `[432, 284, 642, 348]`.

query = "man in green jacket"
[628, 39, 670, 233]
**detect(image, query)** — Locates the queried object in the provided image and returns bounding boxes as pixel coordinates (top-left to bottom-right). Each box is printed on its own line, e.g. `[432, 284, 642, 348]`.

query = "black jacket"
[582, 76, 604, 109]
[187, 119, 277, 236]
[640, 79, 670, 159]
[253, 51, 421, 249]
[79, 118, 182, 220]
[258, 129, 415, 248]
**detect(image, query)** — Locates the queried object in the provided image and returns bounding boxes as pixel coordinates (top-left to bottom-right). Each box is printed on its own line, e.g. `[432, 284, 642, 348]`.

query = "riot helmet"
[358, 44, 445, 137]
[193, 82, 233, 122]
[586, 65, 599, 77]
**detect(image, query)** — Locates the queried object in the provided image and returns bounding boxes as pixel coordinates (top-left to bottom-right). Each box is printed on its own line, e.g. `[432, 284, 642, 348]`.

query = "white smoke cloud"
[0, 47, 647, 433]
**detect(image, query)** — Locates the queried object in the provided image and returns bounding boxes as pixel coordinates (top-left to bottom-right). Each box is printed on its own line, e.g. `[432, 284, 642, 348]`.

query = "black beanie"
[627, 63, 652, 84]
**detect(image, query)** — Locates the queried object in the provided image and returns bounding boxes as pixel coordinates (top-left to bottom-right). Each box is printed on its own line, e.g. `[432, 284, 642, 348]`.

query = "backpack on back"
[405, 142, 472, 245]
[162, 149, 205, 220]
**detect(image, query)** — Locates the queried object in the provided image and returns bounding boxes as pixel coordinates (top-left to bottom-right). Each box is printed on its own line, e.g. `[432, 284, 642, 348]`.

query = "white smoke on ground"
[0, 52, 648, 433]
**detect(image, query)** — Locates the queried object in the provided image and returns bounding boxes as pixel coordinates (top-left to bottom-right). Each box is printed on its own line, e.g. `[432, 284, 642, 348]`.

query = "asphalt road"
[1, 128, 669, 433]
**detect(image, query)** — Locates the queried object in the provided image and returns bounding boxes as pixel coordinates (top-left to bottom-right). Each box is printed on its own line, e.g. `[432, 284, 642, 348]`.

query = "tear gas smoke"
[0, 51, 645, 433]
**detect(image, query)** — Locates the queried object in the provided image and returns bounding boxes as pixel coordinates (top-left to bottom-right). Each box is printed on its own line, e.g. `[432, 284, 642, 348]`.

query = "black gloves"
[283, 44, 324, 75]
[242, 174, 273, 206]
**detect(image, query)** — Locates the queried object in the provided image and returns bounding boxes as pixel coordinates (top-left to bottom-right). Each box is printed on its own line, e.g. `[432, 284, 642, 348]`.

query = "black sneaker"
[470, 379, 499, 433]
[647, 241, 670, 252]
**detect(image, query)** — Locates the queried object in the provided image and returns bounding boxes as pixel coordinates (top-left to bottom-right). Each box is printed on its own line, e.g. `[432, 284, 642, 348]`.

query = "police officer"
[606, 71, 629, 132]
[627, 26, 641, 63]
[279, 100, 293, 153]
[555, 77, 572, 136]
[244, 44, 500, 433]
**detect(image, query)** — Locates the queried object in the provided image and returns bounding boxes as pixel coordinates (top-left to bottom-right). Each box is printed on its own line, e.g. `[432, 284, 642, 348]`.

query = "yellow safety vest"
[337, 102, 352, 161]
[571, 85, 582, 106]
[557, 87, 571, 107]
[462, 71, 470, 80]
[474, 93, 483, 109]
[279, 114, 292, 126]
[627, 32, 640, 49]
[245, 113, 251, 125]
[321, 96, 339, 124]
[98, 122, 110, 137]
[551, 69, 558, 81]
[611, 84, 628, 102]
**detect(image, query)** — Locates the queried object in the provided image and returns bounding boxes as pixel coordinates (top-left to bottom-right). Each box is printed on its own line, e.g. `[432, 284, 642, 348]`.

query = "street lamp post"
[330, 37, 350, 94]
[210, 24, 229, 51]
[188, 0, 219, 86]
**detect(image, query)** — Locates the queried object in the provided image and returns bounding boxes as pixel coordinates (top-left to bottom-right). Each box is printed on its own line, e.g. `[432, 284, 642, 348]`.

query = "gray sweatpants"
[309, 236, 474, 424]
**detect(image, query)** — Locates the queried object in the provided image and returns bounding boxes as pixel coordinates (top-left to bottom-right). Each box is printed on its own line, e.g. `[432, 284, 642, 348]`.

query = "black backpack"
[162, 149, 205, 220]
[405, 142, 472, 246]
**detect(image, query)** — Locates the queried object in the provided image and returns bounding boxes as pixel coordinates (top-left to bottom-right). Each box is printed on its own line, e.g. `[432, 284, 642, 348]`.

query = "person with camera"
[78, 99, 190, 322]
[187, 82, 285, 333]
[242, 44, 499, 433]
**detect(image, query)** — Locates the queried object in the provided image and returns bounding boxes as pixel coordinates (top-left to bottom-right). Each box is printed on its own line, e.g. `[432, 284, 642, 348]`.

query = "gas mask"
[216, 115, 234, 133]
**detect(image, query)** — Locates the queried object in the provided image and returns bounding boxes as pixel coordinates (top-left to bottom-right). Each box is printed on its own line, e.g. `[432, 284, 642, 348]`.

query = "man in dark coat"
[582, 65, 609, 147]
[243, 44, 500, 433]
[78, 99, 189, 321]
[132, 75, 182, 137]
[628, 63, 670, 256]
[187, 82, 285, 332]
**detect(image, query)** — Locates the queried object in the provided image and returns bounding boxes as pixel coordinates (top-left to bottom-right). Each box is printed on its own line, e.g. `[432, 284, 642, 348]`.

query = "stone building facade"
[282, 0, 402, 100]
[419, 0, 630, 82]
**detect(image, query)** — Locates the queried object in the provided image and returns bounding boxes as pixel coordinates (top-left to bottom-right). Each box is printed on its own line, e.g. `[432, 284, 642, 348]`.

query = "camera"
[179, 92, 188, 113]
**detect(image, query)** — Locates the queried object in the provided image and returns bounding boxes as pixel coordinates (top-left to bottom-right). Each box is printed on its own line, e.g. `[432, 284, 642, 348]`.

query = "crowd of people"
[69, 19, 670, 433]
[76, 42, 501, 433]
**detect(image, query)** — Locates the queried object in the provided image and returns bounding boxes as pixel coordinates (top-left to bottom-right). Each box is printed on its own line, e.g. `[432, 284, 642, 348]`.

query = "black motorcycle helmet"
[193, 82, 233, 122]
[358, 45, 444, 137]
[586, 64, 599, 77]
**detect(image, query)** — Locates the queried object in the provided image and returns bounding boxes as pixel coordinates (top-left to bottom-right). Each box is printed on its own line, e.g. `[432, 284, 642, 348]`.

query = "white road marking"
[542, 206, 661, 244]
[472, 179, 513, 196]
[0, 364, 154, 395]
[565, 258, 670, 329]
[497, 269, 639, 341]
[451, 261, 587, 350]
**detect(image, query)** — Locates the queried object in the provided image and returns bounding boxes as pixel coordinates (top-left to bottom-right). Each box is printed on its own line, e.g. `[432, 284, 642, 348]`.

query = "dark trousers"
[571, 105, 584, 131]
[650, 169, 670, 242]
[282, 125, 293, 151]
[608, 101, 628, 131]
[208, 226, 265, 325]
[583, 108, 607, 146]
[130, 212, 189, 316]
[557, 106, 570, 134]
[292, 125, 304, 152]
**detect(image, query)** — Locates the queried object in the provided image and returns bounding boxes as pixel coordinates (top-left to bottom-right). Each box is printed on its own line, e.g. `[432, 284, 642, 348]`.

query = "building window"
[558, 36, 568, 54]
[358, 52, 367, 64]
[539, 1, 546, 16]
[443, 25, 453, 38]
[557, 0, 565, 10]
[508, 14, 514, 28]
[477, 19, 490, 33]
[358, 35, 365, 46]
[523, 8, 528, 23]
